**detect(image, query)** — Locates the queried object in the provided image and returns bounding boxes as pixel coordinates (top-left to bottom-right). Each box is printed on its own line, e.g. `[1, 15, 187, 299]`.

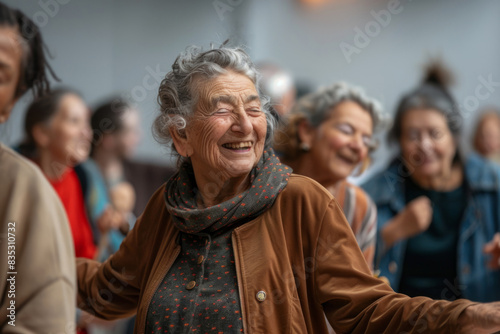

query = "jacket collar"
[367, 154, 499, 210]
[463, 153, 499, 192]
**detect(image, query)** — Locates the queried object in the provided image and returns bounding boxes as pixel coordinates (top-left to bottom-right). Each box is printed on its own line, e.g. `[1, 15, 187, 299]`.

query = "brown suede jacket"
[77, 174, 474, 333]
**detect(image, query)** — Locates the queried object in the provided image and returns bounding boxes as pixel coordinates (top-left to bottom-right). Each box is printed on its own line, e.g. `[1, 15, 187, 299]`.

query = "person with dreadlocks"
[0, 3, 76, 332]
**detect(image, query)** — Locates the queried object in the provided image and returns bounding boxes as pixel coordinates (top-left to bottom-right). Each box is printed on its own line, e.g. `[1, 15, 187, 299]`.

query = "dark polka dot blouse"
[145, 229, 244, 333]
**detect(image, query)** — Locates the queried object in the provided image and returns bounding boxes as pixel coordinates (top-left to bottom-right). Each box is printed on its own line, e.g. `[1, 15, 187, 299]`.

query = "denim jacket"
[362, 153, 500, 302]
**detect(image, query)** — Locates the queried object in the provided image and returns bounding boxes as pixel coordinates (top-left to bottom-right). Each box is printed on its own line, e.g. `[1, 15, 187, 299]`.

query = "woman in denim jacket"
[363, 63, 500, 302]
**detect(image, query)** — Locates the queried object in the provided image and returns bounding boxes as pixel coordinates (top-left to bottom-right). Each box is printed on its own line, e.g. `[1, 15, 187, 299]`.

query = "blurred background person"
[257, 62, 296, 117]
[90, 99, 139, 235]
[17, 88, 126, 333]
[0, 3, 76, 332]
[91, 98, 175, 219]
[363, 63, 500, 302]
[19, 89, 101, 259]
[275, 82, 385, 271]
[472, 107, 500, 164]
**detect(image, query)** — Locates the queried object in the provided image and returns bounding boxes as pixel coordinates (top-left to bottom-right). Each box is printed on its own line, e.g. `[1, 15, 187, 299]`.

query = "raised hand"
[381, 196, 433, 249]
[483, 232, 500, 270]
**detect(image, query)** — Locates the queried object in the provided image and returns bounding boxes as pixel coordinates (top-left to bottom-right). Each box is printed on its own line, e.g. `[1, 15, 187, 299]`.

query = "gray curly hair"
[153, 42, 274, 162]
[275, 82, 388, 163]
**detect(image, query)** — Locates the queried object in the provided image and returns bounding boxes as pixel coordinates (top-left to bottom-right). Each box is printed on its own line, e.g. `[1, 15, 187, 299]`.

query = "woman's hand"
[97, 206, 126, 234]
[381, 196, 433, 249]
[483, 232, 500, 270]
[458, 303, 500, 333]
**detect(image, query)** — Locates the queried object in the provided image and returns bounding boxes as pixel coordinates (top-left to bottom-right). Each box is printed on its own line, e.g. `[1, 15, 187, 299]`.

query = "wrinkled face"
[44, 94, 92, 166]
[180, 71, 267, 182]
[306, 101, 373, 183]
[115, 108, 141, 159]
[0, 27, 22, 123]
[476, 115, 500, 157]
[400, 108, 456, 179]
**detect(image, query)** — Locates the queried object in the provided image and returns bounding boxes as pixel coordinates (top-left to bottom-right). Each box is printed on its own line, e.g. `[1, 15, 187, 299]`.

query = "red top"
[49, 168, 97, 259]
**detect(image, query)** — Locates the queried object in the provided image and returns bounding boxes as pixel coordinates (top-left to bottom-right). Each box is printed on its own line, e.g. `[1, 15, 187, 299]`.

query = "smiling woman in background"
[363, 63, 500, 303]
[76, 43, 500, 333]
[275, 83, 383, 270]
[18, 88, 132, 333]
[20, 89, 103, 260]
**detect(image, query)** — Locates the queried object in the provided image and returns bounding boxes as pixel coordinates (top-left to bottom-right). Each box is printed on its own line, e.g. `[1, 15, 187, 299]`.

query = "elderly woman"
[473, 108, 500, 164]
[275, 83, 381, 270]
[77, 44, 500, 333]
[363, 64, 500, 303]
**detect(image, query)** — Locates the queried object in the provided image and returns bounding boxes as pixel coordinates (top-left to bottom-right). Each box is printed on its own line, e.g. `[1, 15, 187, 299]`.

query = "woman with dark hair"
[20, 88, 134, 257]
[76, 44, 500, 333]
[90, 98, 176, 219]
[0, 3, 75, 332]
[90, 99, 141, 181]
[363, 63, 500, 302]
[20, 88, 102, 260]
[20, 88, 130, 332]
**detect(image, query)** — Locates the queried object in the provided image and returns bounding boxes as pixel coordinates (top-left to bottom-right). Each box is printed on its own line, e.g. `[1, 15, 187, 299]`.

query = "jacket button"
[197, 255, 205, 264]
[256, 291, 266, 302]
[186, 281, 196, 290]
[388, 261, 398, 274]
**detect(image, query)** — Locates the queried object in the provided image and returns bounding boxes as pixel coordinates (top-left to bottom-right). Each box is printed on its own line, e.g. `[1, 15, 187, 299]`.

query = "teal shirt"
[399, 177, 467, 300]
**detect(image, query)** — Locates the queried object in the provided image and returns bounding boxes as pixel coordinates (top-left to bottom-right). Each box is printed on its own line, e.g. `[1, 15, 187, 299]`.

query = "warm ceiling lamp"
[300, 0, 331, 6]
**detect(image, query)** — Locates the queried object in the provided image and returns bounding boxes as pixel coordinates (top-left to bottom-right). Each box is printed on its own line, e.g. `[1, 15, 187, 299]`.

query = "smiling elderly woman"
[77, 44, 500, 333]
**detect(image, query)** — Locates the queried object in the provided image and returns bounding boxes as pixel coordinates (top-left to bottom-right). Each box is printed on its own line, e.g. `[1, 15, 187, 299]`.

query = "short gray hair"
[153, 43, 275, 162]
[275, 82, 388, 162]
[293, 82, 385, 131]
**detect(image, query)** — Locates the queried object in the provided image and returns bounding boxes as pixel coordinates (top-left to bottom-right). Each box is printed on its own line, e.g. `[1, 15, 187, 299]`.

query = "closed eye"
[430, 129, 443, 139]
[335, 123, 354, 135]
[213, 108, 231, 115]
[246, 108, 262, 115]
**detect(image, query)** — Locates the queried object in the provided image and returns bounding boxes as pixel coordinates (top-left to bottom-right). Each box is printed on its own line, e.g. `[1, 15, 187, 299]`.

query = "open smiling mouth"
[338, 154, 358, 165]
[222, 141, 253, 152]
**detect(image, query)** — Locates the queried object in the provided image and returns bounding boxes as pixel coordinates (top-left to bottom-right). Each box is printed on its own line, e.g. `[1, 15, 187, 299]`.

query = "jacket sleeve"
[0, 172, 76, 333]
[315, 199, 475, 334]
[76, 212, 145, 320]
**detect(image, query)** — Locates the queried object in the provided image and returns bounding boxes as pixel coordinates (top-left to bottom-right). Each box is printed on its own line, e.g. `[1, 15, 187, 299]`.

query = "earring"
[299, 142, 310, 152]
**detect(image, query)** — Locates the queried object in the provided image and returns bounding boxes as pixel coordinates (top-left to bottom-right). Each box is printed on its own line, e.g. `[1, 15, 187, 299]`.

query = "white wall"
[2, 0, 500, 174]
